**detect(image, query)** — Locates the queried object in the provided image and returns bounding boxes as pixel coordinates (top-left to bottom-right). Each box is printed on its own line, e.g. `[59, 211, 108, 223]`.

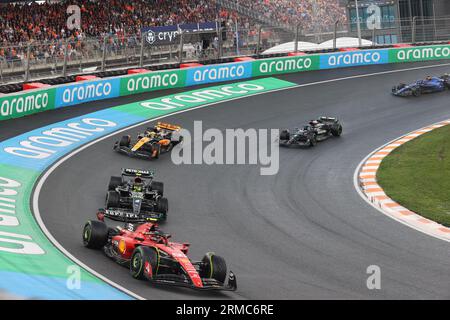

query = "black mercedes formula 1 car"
[100, 168, 168, 222]
[82, 220, 237, 291]
[279, 117, 342, 147]
[114, 122, 183, 160]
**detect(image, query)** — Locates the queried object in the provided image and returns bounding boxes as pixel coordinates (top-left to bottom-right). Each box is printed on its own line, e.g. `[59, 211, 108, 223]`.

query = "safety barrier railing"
[2, 16, 450, 85]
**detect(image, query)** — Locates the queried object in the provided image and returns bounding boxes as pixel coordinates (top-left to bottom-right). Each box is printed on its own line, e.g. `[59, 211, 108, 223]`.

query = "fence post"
[0, 58, 3, 83]
[333, 20, 339, 49]
[139, 32, 145, 67]
[217, 26, 223, 59]
[62, 40, 69, 77]
[178, 30, 184, 64]
[24, 43, 31, 81]
[294, 24, 300, 53]
[255, 25, 262, 57]
[412, 16, 417, 44]
[101, 36, 107, 71]
[372, 26, 376, 47]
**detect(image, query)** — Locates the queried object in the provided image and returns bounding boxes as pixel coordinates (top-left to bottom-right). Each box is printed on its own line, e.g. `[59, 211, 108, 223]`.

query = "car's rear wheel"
[82, 220, 108, 249]
[412, 88, 421, 97]
[280, 130, 290, 140]
[130, 246, 159, 280]
[119, 135, 131, 147]
[156, 197, 168, 214]
[199, 252, 227, 283]
[108, 176, 122, 191]
[106, 191, 120, 208]
[152, 181, 164, 196]
[331, 125, 342, 137]
[309, 136, 317, 147]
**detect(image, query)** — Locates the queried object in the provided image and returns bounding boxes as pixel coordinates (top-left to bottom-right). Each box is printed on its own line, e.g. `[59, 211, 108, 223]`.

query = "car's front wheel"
[119, 135, 131, 147]
[106, 191, 120, 208]
[199, 252, 227, 284]
[331, 125, 342, 137]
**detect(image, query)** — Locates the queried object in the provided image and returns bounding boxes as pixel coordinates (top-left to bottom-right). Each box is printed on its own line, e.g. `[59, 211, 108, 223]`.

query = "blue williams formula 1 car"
[392, 75, 450, 97]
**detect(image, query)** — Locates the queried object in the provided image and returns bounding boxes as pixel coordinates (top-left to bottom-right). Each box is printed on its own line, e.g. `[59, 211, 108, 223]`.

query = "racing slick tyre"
[156, 197, 169, 214]
[309, 136, 317, 147]
[130, 246, 159, 280]
[331, 125, 343, 137]
[82, 220, 109, 249]
[280, 130, 290, 141]
[119, 135, 131, 147]
[151, 181, 164, 196]
[108, 176, 122, 191]
[412, 88, 421, 97]
[106, 191, 120, 208]
[200, 252, 227, 284]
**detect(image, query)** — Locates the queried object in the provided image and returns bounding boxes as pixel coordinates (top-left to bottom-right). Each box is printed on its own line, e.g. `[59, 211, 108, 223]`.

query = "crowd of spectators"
[228, 0, 346, 33]
[0, 0, 347, 67]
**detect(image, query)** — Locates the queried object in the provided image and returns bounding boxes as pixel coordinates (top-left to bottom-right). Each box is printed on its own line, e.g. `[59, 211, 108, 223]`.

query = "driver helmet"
[309, 120, 319, 127]
[133, 177, 144, 192]
[425, 75, 432, 80]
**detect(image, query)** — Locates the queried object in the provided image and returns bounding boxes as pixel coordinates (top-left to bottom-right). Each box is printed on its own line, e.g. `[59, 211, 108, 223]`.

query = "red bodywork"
[111, 223, 204, 288]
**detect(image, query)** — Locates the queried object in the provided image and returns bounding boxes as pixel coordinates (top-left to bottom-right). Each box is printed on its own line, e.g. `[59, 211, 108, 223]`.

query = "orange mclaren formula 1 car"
[114, 122, 183, 159]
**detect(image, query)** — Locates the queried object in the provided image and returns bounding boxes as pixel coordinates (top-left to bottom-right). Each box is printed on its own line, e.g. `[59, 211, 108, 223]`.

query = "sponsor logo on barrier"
[120, 70, 186, 95]
[253, 55, 320, 76]
[3, 118, 117, 160]
[390, 45, 450, 62]
[186, 62, 252, 85]
[320, 50, 388, 69]
[0, 175, 45, 255]
[55, 79, 120, 108]
[0, 89, 55, 121]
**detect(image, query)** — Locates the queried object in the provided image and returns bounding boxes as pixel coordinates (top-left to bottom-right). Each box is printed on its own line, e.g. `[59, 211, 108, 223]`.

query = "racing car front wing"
[146, 272, 237, 291]
[100, 209, 166, 223]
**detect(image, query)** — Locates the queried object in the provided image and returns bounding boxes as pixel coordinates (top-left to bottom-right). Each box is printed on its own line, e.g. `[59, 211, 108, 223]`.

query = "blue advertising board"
[55, 78, 120, 108]
[186, 61, 253, 86]
[320, 49, 389, 69]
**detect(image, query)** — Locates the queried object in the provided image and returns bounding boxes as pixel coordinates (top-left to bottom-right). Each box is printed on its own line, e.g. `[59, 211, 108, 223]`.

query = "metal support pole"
[355, 0, 362, 47]
[255, 25, 262, 57]
[62, 40, 69, 77]
[178, 30, 184, 64]
[372, 27, 376, 47]
[412, 16, 417, 44]
[294, 24, 300, 53]
[0, 58, 3, 83]
[24, 43, 31, 81]
[139, 32, 145, 67]
[333, 20, 339, 49]
[217, 27, 223, 59]
[101, 36, 107, 71]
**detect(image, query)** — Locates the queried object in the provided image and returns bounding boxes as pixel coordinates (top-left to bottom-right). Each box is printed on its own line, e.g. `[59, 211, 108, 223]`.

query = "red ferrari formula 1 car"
[82, 220, 237, 291]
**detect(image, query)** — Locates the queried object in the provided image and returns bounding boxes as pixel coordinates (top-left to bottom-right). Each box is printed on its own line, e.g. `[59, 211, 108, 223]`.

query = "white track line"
[32, 62, 450, 299]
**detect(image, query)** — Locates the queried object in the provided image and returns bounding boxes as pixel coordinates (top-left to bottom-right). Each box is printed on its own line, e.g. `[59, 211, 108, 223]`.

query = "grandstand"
[0, 0, 348, 86]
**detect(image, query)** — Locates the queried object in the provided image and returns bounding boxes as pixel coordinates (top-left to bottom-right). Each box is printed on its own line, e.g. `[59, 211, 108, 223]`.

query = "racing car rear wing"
[156, 122, 181, 131]
[122, 168, 154, 178]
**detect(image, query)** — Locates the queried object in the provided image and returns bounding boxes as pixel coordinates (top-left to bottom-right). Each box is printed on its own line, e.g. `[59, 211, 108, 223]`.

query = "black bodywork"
[279, 116, 343, 147]
[101, 168, 169, 222]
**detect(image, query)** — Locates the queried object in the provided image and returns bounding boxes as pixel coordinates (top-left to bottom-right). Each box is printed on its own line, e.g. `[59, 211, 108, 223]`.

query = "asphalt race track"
[15, 62, 450, 299]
